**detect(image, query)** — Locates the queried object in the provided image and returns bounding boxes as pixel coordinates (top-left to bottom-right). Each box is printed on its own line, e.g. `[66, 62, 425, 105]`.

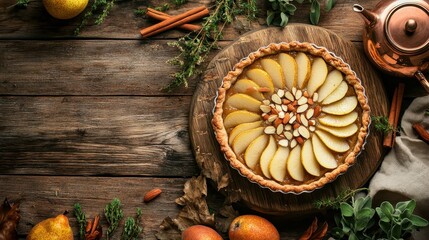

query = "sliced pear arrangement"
[301, 139, 321, 177]
[317, 70, 343, 102]
[260, 136, 277, 178]
[322, 80, 349, 105]
[232, 79, 265, 101]
[244, 134, 269, 169]
[232, 127, 264, 156]
[224, 110, 261, 129]
[318, 123, 358, 138]
[318, 111, 358, 127]
[229, 121, 263, 145]
[322, 96, 358, 115]
[312, 134, 338, 169]
[278, 53, 297, 90]
[246, 68, 275, 94]
[287, 145, 305, 181]
[261, 58, 285, 89]
[269, 147, 290, 182]
[225, 93, 261, 112]
[306, 58, 328, 96]
[295, 52, 311, 89]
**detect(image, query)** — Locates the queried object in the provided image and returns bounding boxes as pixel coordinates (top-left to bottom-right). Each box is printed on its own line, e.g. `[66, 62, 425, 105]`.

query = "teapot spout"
[353, 4, 377, 26]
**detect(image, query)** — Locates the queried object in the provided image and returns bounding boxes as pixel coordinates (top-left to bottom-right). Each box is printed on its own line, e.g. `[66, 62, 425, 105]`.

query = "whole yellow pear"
[43, 0, 89, 20]
[27, 213, 73, 240]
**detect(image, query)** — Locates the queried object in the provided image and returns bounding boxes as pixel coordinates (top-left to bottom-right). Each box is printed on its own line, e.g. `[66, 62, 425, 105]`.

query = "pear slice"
[315, 130, 350, 153]
[312, 134, 338, 169]
[269, 147, 290, 182]
[322, 96, 358, 115]
[232, 79, 265, 101]
[278, 53, 298, 90]
[322, 81, 348, 105]
[318, 123, 358, 138]
[224, 110, 261, 129]
[260, 136, 277, 178]
[296, 52, 311, 89]
[244, 134, 269, 170]
[307, 58, 328, 96]
[318, 111, 358, 127]
[287, 145, 305, 182]
[261, 58, 285, 89]
[229, 121, 263, 145]
[246, 69, 275, 94]
[232, 127, 264, 156]
[316, 70, 343, 102]
[301, 139, 321, 176]
[225, 93, 262, 112]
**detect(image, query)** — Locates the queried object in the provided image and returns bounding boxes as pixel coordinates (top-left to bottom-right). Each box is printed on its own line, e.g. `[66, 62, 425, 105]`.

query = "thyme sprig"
[371, 115, 396, 134]
[8, 0, 30, 9]
[73, 203, 87, 240]
[314, 188, 368, 210]
[105, 198, 124, 240]
[74, 0, 116, 36]
[165, 0, 257, 91]
[121, 208, 143, 240]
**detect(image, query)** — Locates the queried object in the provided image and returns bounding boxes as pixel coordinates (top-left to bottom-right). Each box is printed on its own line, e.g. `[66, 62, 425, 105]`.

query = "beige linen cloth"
[369, 95, 429, 239]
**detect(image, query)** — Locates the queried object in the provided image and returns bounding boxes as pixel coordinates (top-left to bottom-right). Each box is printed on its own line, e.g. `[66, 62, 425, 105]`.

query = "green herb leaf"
[105, 198, 124, 239]
[121, 208, 143, 240]
[74, 0, 116, 35]
[73, 203, 87, 240]
[340, 202, 354, 217]
[371, 115, 395, 134]
[325, 0, 337, 11]
[309, 0, 320, 25]
[280, 12, 288, 26]
[408, 214, 429, 227]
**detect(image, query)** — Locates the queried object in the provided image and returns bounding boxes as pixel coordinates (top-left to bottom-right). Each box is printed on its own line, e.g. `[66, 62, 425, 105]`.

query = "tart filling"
[212, 42, 370, 193]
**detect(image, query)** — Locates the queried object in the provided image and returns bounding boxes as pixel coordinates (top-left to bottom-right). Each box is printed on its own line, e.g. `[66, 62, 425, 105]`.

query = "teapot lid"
[385, 2, 429, 54]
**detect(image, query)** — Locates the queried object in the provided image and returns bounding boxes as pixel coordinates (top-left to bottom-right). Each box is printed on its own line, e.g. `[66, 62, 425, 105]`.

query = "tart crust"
[212, 41, 371, 193]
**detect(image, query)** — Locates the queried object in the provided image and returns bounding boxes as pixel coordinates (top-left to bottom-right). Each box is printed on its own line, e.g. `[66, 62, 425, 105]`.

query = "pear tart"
[212, 42, 370, 193]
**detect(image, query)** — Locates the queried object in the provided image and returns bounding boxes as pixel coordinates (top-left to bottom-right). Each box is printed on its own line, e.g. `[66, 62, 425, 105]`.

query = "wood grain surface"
[190, 24, 389, 215]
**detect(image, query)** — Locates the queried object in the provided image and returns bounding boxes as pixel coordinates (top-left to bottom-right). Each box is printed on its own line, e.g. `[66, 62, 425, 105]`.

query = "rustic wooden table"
[0, 0, 426, 239]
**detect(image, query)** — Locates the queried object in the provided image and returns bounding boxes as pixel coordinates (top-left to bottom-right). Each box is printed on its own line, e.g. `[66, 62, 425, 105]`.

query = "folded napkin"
[369, 95, 429, 240]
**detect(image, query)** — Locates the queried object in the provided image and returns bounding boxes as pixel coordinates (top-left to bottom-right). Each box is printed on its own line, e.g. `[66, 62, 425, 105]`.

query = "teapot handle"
[415, 71, 429, 93]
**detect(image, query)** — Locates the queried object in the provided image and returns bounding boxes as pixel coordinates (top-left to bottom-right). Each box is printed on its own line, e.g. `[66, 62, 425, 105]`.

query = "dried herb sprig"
[105, 198, 124, 240]
[73, 203, 87, 240]
[121, 208, 143, 240]
[165, 0, 257, 91]
[314, 188, 368, 210]
[74, 0, 116, 35]
[267, 0, 337, 27]
[371, 115, 396, 134]
[8, 0, 30, 9]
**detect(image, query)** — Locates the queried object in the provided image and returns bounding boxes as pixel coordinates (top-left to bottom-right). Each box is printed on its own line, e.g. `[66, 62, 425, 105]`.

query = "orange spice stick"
[140, 6, 209, 38]
[383, 85, 398, 147]
[146, 8, 201, 32]
[391, 83, 405, 147]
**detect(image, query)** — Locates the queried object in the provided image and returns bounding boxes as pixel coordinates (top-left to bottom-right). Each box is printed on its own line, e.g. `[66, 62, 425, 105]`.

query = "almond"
[293, 122, 300, 130]
[144, 188, 162, 203]
[308, 98, 314, 105]
[282, 99, 291, 105]
[303, 90, 309, 98]
[296, 114, 302, 124]
[282, 113, 291, 124]
[313, 106, 321, 117]
[274, 118, 282, 128]
[296, 136, 304, 145]
[287, 104, 296, 112]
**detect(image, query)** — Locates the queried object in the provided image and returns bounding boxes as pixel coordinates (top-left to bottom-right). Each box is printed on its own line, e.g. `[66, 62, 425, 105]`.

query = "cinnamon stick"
[146, 8, 201, 32]
[140, 6, 209, 38]
[383, 83, 405, 148]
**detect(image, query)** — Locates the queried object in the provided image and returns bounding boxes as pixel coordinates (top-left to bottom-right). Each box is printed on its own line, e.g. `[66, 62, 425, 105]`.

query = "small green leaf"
[309, 0, 321, 24]
[391, 224, 402, 238]
[280, 12, 289, 26]
[295, 0, 305, 3]
[325, 0, 337, 11]
[285, 3, 297, 14]
[380, 201, 394, 216]
[266, 10, 276, 25]
[376, 207, 390, 222]
[349, 232, 359, 240]
[409, 214, 429, 227]
[341, 202, 354, 217]
[379, 220, 391, 234]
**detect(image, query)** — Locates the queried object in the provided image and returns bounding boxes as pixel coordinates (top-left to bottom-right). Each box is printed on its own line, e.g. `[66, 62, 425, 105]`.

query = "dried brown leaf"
[299, 217, 318, 240]
[0, 198, 20, 240]
[155, 217, 181, 240]
[215, 205, 239, 234]
[311, 221, 328, 240]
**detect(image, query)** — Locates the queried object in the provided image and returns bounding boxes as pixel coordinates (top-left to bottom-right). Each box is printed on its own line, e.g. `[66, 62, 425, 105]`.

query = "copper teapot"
[353, 0, 429, 92]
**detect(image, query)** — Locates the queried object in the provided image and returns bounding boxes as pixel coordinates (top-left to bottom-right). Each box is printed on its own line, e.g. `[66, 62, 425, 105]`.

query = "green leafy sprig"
[266, 0, 337, 27]
[105, 198, 124, 239]
[73, 203, 87, 240]
[8, 0, 30, 9]
[314, 188, 368, 210]
[121, 208, 143, 240]
[74, 0, 116, 36]
[165, 0, 257, 91]
[371, 115, 395, 134]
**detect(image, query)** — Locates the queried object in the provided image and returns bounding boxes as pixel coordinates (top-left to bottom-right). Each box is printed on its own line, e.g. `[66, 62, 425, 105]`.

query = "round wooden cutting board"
[189, 24, 389, 215]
